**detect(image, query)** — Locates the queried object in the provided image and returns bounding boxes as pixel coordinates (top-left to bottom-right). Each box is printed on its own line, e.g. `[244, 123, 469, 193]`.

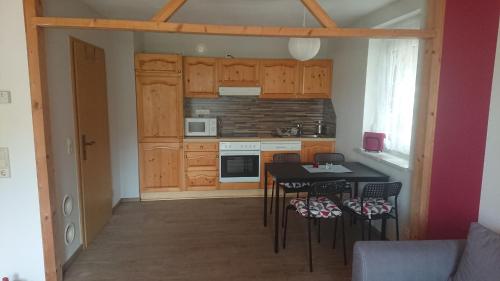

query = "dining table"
[262, 162, 390, 253]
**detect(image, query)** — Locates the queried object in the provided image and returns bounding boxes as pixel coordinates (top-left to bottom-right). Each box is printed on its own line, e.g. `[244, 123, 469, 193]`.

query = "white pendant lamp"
[288, 38, 321, 61]
[288, 8, 321, 61]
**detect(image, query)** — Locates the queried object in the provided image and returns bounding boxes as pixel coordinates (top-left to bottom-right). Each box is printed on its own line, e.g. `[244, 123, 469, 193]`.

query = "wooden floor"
[64, 198, 368, 281]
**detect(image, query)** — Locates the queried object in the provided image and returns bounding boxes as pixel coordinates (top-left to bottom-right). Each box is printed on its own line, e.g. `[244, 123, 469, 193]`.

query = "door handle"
[81, 134, 96, 161]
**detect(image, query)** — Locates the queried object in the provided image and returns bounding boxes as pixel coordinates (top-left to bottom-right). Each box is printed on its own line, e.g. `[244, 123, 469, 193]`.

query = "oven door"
[219, 151, 260, 182]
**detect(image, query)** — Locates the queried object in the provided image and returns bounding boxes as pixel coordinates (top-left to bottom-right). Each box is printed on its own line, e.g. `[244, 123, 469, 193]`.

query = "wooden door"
[136, 74, 183, 142]
[301, 141, 336, 162]
[260, 60, 300, 99]
[184, 57, 218, 98]
[300, 60, 333, 99]
[218, 58, 260, 86]
[139, 142, 182, 192]
[71, 38, 112, 247]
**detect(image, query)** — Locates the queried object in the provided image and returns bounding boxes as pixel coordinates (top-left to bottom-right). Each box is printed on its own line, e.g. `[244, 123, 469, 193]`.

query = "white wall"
[44, 0, 138, 263]
[0, 1, 46, 280]
[142, 32, 331, 58]
[479, 20, 500, 234]
[328, 0, 425, 240]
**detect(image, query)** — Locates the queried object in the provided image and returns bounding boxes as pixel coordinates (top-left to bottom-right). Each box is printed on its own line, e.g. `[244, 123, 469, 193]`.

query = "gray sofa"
[352, 240, 466, 281]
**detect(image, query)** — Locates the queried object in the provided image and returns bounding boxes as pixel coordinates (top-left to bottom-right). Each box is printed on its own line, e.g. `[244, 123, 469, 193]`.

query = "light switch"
[0, 90, 12, 104]
[0, 148, 11, 178]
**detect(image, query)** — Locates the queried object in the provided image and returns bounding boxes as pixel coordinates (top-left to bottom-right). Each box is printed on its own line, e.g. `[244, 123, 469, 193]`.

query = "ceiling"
[77, 0, 399, 27]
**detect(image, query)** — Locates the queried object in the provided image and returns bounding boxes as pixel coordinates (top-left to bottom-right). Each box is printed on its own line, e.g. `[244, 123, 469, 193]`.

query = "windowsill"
[355, 148, 410, 171]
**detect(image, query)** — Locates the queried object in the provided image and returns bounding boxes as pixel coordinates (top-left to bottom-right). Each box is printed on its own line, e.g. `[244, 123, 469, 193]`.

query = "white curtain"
[365, 38, 419, 156]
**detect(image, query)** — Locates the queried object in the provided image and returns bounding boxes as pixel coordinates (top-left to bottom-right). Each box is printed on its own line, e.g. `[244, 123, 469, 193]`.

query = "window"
[363, 16, 421, 157]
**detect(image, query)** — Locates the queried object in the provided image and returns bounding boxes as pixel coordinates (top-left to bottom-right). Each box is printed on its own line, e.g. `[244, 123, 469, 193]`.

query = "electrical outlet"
[0, 90, 12, 104]
[195, 109, 210, 115]
[0, 148, 11, 178]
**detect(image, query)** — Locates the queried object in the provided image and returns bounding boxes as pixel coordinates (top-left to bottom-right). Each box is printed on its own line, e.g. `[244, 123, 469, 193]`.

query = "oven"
[219, 142, 261, 183]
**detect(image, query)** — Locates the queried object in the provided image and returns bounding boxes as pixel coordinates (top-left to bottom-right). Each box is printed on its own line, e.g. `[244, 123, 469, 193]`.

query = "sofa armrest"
[352, 240, 465, 281]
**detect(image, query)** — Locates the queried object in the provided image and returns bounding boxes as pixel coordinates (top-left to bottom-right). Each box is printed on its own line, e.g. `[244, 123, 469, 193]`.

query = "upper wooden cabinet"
[135, 53, 182, 75]
[301, 141, 336, 163]
[300, 60, 333, 99]
[183, 57, 218, 98]
[217, 59, 260, 87]
[136, 74, 183, 142]
[260, 59, 301, 99]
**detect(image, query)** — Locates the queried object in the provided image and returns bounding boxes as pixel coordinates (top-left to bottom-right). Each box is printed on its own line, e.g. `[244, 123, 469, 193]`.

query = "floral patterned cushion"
[290, 196, 342, 218]
[343, 198, 393, 219]
[279, 182, 311, 189]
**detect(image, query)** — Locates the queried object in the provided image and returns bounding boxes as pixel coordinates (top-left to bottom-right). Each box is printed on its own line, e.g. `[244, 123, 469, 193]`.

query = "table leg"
[274, 179, 280, 253]
[263, 165, 268, 227]
[381, 218, 387, 240]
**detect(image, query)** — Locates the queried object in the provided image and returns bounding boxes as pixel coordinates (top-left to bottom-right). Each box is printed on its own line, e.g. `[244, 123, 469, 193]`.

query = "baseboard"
[141, 189, 265, 201]
[62, 244, 83, 273]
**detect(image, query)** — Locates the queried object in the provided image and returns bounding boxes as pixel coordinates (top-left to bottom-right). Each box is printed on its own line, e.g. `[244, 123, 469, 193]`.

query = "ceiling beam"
[31, 17, 434, 39]
[300, 0, 337, 28]
[151, 0, 187, 22]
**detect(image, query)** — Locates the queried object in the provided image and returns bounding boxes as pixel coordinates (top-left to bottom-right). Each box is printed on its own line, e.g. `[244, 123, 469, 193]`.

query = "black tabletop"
[265, 162, 389, 182]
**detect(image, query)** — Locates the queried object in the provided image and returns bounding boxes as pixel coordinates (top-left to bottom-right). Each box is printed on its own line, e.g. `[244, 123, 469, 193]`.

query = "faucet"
[295, 122, 303, 136]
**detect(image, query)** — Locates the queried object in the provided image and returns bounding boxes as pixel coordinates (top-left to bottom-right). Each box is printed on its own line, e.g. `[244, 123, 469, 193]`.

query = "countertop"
[183, 136, 336, 142]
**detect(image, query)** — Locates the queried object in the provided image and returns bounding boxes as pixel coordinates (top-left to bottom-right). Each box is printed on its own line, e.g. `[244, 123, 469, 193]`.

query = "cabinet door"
[260, 60, 300, 99]
[186, 171, 219, 191]
[139, 143, 182, 192]
[135, 53, 182, 75]
[300, 60, 333, 99]
[185, 152, 218, 171]
[184, 57, 218, 98]
[301, 141, 336, 162]
[136, 74, 183, 142]
[218, 59, 260, 86]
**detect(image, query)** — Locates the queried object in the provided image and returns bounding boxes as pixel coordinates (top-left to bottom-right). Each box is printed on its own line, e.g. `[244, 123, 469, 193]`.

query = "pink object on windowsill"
[363, 132, 385, 152]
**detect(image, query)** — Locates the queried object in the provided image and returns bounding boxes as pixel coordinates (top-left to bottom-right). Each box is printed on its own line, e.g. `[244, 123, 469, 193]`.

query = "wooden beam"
[30, 17, 434, 39]
[301, 0, 337, 28]
[409, 0, 447, 239]
[22, 0, 61, 280]
[151, 0, 187, 22]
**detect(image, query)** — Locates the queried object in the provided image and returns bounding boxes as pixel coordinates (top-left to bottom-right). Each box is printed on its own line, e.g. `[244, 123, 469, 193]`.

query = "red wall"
[426, 0, 500, 239]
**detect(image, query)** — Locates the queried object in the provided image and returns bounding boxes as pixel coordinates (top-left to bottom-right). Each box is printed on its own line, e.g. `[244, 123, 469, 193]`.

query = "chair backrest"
[314, 153, 345, 164]
[308, 180, 347, 204]
[361, 182, 402, 201]
[273, 153, 301, 163]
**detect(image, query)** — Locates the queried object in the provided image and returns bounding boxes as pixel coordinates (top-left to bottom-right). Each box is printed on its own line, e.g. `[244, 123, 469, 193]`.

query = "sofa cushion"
[452, 223, 500, 281]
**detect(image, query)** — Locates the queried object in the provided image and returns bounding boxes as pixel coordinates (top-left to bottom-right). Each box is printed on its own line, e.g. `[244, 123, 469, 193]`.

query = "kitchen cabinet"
[301, 141, 336, 163]
[135, 53, 182, 75]
[300, 60, 332, 99]
[260, 59, 300, 99]
[139, 142, 183, 192]
[184, 141, 219, 190]
[184, 57, 218, 98]
[136, 73, 183, 142]
[218, 58, 260, 87]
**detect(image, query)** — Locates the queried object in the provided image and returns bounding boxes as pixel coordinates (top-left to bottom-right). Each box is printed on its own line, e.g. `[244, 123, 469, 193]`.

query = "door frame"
[22, 0, 446, 280]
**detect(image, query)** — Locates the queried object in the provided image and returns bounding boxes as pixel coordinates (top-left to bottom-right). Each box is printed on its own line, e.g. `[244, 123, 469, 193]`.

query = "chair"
[343, 182, 402, 240]
[314, 153, 353, 199]
[283, 180, 348, 272]
[314, 152, 345, 164]
[269, 153, 307, 216]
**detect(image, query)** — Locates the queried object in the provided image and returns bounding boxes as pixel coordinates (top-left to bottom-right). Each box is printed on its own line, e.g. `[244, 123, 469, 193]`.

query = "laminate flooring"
[64, 198, 371, 281]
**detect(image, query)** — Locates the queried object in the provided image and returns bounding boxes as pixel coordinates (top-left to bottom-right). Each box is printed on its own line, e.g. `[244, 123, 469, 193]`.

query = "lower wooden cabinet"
[301, 141, 336, 163]
[184, 141, 219, 190]
[186, 171, 219, 191]
[260, 150, 300, 189]
[139, 142, 183, 192]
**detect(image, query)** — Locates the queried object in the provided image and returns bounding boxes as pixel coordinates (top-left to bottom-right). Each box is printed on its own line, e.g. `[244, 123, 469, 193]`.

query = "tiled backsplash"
[184, 97, 336, 137]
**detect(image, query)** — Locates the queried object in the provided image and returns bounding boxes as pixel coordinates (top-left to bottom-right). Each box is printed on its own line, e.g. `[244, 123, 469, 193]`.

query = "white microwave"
[185, 118, 218, 137]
